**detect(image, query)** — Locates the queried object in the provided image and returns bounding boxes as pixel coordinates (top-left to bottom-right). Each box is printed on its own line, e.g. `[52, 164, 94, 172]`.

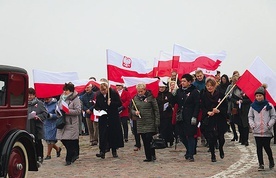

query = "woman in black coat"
[94, 81, 124, 159]
[173, 74, 200, 162]
[200, 77, 228, 162]
[156, 82, 174, 147]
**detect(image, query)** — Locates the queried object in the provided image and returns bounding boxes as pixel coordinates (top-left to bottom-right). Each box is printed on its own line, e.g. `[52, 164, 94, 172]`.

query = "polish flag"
[33, 69, 79, 98]
[107, 49, 150, 83]
[173, 44, 195, 71]
[157, 51, 173, 77]
[61, 100, 69, 113]
[173, 44, 226, 77]
[236, 57, 276, 106]
[122, 77, 159, 98]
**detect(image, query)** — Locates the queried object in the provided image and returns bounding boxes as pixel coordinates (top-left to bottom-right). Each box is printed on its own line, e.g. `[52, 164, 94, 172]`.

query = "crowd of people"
[26, 69, 276, 171]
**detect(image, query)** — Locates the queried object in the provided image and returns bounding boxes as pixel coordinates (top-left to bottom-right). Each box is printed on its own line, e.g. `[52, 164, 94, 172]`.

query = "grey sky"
[0, 0, 275, 86]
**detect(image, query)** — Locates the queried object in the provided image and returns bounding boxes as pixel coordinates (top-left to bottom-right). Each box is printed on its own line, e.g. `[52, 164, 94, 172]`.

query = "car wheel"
[7, 141, 29, 178]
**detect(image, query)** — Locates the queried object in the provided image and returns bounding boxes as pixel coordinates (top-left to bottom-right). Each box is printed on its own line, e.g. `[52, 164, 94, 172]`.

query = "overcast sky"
[0, 0, 275, 86]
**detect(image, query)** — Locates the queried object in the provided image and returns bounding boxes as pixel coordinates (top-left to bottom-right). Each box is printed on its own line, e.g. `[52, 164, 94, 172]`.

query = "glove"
[118, 106, 125, 112]
[191, 117, 197, 125]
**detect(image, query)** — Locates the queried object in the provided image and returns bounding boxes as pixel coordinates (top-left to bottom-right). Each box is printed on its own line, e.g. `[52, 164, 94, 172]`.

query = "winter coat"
[56, 91, 81, 140]
[44, 98, 58, 141]
[94, 88, 124, 149]
[173, 84, 200, 137]
[248, 102, 276, 137]
[118, 89, 131, 118]
[132, 90, 160, 134]
[156, 88, 174, 142]
[27, 98, 48, 140]
[193, 77, 206, 92]
[200, 89, 228, 136]
[80, 91, 96, 118]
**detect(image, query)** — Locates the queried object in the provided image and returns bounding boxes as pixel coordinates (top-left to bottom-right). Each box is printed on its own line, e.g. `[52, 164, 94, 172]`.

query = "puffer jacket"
[132, 90, 160, 134]
[248, 103, 276, 137]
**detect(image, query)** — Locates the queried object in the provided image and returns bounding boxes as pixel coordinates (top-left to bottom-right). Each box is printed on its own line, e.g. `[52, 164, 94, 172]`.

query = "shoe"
[219, 147, 224, 159]
[220, 152, 224, 159]
[124, 139, 128, 143]
[244, 141, 249, 146]
[231, 136, 238, 141]
[71, 155, 79, 163]
[133, 147, 140, 151]
[269, 160, 275, 169]
[152, 155, 156, 161]
[112, 151, 118, 158]
[57, 148, 62, 157]
[143, 159, 152, 162]
[65, 161, 71, 166]
[96, 152, 105, 159]
[258, 164, 264, 171]
[211, 155, 216, 162]
[44, 155, 51, 160]
[188, 157, 195, 162]
[184, 154, 189, 160]
[38, 157, 43, 164]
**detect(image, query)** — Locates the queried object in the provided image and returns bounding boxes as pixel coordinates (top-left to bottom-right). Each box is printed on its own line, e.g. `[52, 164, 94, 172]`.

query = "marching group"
[26, 70, 276, 171]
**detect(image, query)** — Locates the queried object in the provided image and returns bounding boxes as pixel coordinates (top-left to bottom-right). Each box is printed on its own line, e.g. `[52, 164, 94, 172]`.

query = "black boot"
[269, 159, 275, 169]
[211, 154, 216, 162]
[96, 152, 105, 159]
[112, 150, 118, 158]
[219, 147, 224, 159]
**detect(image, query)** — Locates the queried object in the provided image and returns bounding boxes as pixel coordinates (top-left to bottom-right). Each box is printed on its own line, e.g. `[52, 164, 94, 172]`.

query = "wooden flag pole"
[215, 84, 236, 109]
[131, 99, 141, 118]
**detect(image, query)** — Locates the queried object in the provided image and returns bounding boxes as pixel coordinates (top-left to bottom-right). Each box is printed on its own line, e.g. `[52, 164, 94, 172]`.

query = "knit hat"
[254, 84, 267, 96]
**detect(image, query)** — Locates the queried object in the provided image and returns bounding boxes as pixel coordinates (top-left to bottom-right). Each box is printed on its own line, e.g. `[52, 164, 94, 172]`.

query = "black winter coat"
[200, 89, 228, 135]
[95, 88, 124, 149]
[173, 84, 200, 137]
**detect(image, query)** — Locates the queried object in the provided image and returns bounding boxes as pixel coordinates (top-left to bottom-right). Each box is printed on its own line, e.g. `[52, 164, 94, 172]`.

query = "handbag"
[151, 134, 167, 149]
[56, 115, 66, 129]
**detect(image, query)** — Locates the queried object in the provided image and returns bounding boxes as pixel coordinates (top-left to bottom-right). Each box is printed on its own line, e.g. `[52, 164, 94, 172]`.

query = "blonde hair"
[195, 70, 203, 75]
[205, 77, 217, 87]
[136, 83, 146, 90]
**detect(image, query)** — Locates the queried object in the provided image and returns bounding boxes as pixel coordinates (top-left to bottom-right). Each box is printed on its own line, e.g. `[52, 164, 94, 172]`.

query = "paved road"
[28, 132, 276, 178]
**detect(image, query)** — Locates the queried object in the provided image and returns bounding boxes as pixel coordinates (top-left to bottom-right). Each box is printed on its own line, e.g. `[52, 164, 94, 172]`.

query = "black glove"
[118, 106, 125, 112]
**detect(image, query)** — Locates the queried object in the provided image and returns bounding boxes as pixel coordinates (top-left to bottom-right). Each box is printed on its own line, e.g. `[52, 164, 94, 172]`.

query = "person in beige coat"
[56, 82, 81, 166]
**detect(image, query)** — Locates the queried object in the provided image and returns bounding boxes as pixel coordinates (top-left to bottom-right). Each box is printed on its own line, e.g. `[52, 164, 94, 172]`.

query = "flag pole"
[131, 99, 141, 118]
[215, 84, 236, 109]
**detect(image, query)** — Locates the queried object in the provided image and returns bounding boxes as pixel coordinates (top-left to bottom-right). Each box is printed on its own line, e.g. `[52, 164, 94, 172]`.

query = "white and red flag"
[61, 100, 70, 113]
[172, 44, 195, 71]
[107, 49, 150, 83]
[173, 44, 226, 77]
[33, 69, 79, 98]
[236, 57, 276, 106]
[157, 51, 173, 77]
[122, 77, 159, 98]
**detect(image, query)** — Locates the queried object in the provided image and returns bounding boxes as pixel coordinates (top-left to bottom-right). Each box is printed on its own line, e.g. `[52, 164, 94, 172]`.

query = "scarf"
[251, 99, 272, 113]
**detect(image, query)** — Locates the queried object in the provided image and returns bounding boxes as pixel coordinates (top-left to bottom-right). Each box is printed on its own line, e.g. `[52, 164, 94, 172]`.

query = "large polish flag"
[236, 57, 276, 106]
[173, 44, 195, 71]
[107, 49, 150, 83]
[122, 77, 159, 98]
[173, 44, 226, 77]
[33, 69, 79, 98]
[157, 51, 173, 77]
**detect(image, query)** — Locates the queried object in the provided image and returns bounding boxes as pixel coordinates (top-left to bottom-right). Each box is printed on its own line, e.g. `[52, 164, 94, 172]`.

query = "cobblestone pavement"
[28, 132, 276, 178]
